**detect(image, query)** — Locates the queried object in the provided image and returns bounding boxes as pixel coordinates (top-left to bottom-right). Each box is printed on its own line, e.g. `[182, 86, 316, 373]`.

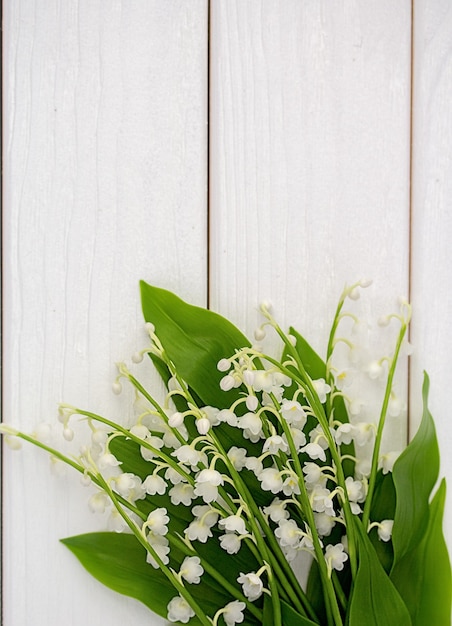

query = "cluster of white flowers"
[2, 280, 412, 626]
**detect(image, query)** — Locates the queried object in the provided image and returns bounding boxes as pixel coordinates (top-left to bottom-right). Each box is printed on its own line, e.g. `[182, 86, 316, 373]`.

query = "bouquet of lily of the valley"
[2, 281, 451, 626]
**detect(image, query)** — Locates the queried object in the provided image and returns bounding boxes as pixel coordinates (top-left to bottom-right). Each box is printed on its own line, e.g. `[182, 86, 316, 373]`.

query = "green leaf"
[61, 533, 182, 619]
[61, 532, 239, 625]
[306, 560, 327, 625]
[390, 479, 451, 626]
[391, 373, 440, 566]
[347, 522, 411, 626]
[281, 599, 321, 626]
[140, 282, 250, 408]
[368, 471, 396, 573]
[263, 595, 320, 626]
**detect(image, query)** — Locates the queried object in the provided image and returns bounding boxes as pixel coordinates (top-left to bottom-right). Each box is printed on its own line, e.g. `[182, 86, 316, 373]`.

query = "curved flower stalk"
[1, 281, 450, 626]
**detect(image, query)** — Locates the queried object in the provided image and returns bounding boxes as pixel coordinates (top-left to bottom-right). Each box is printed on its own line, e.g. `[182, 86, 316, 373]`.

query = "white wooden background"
[3, 2, 451, 624]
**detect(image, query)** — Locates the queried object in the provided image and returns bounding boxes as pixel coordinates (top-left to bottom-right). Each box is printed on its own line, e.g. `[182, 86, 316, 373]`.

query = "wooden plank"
[209, 1, 412, 456]
[410, 0, 452, 550]
[3, 1, 208, 624]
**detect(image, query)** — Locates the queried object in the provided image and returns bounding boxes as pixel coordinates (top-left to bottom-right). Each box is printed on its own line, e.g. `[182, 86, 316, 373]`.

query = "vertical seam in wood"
[207, 0, 211, 310]
[407, 0, 415, 443]
[1, 0, 4, 621]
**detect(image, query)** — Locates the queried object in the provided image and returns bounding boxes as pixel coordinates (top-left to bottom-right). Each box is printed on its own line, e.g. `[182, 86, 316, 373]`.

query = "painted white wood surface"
[209, 0, 412, 453]
[3, 2, 207, 625]
[410, 0, 452, 551]
[3, 1, 452, 624]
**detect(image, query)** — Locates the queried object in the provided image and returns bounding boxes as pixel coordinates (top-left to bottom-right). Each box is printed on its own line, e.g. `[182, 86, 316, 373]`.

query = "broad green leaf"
[390, 479, 451, 626]
[306, 560, 327, 625]
[140, 282, 250, 408]
[347, 522, 411, 626]
[391, 373, 440, 566]
[368, 471, 396, 573]
[62, 532, 255, 625]
[263, 595, 321, 626]
[281, 599, 321, 626]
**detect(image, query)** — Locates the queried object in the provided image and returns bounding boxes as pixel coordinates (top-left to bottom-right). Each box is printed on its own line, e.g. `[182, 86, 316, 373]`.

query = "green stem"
[98, 477, 213, 626]
[276, 400, 343, 626]
[208, 430, 317, 622]
[362, 319, 408, 528]
[263, 343, 358, 581]
[74, 409, 193, 484]
[169, 535, 263, 622]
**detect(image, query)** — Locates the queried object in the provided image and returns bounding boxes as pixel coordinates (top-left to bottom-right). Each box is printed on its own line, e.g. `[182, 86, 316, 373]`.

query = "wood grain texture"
[3, 1, 208, 624]
[209, 0, 412, 454]
[410, 0, 452, 550]
[4, 0, 452, 624]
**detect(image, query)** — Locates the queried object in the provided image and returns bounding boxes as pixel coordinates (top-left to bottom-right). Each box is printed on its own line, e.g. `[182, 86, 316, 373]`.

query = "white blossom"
[377, 519, 394, 542]
[113, 473, 145, 501]
[217, 409, 239, 427]
[146, 533, 170, 568]
[168, 411, 184, 428]
[194, 468, 224, 503]
[179, 556, 204, 584]
[282, 473, 301, 496]
[279, 426, 305, 454]
[388, 394, 406, 417]
[239, 412, 263, 437]
[146, 508, 169, 535]
[353, 422, 375, 446]
[245, 456, 264, 476]
[345, 476, 367, 504]
[219, 533, 242, 554]
[237, 571, 264, 601]
[217, 358, 231, 372]
[223, 600, 246, 626]
[165, 466, 188, 485]
[107, 509, 128, 533]
[325, 543, 348, 573]
[246, 395, 259, 411]
[263, 435, 289, 455]
[172, 445, 206, 470]
[302, 462, 325, 486]
[263, 498, 289, 523]
[310, 484, 336, 517]
[312, 378, 331, 404]
[169, 483, 196, 506]
[219, 515, 247, 535]
[186, 506, 219, 543]
[129, 424, 149, 440]
[227, 446, 248, 471]
[220, 375, 237, 391]
[281, 400, 307, 427]
[167, 595, 195, 623]
[88, 492, 110, 514]
[309, 425, 329, 450]
[301, 442, 326, 462]
[140, 435, 165, 461]
[314, 512, 336, 536]
[379, 451, 400, 474]
[275, 519, 302, 548]
[143, 474, 167, 496]
[258, 467, 284, 494]
[334, 423, 355, 446]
